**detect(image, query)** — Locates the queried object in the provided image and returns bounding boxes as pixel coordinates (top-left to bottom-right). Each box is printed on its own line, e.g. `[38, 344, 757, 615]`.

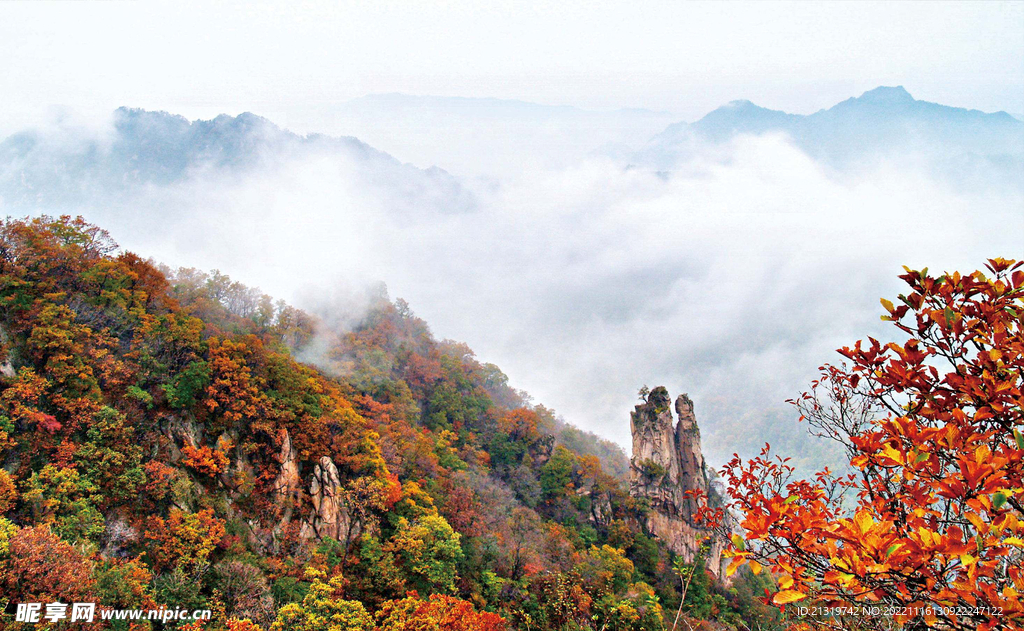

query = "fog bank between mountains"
[2, 108, 1021, 471]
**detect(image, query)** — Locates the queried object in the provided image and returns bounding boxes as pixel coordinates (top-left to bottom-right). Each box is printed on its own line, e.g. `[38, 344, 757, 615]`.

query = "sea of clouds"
[2, 110, 1021, 471]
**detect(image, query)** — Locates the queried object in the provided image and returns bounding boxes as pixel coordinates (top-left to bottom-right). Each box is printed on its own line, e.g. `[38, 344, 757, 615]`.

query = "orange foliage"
[141, 460, 177, 504]
[117, 251, 174, 310]
[1, 367, 60, 433]
[204, 337, 268, 433]
[376, 592, 508, 631]
[0, 523, 95, 602]
[439, 476, 484, 537]
[716, 260, 1024, 630]
[182, 443, 231, 477]
[0, 469, 15, 513]
[498, 408, 541, 444]
[226, 619, 263, 631]
[144, 508, 227, 572]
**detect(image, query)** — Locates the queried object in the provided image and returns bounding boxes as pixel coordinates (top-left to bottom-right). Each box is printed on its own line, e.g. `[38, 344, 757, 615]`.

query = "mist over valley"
[3, 86, 1020, 471]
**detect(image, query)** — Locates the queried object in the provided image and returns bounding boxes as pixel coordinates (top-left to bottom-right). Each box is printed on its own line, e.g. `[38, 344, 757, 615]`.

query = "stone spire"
[629, 387, 729, 579]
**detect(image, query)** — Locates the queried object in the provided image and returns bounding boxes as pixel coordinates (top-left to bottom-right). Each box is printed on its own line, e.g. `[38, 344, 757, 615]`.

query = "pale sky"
[1, 0, 1023, 131]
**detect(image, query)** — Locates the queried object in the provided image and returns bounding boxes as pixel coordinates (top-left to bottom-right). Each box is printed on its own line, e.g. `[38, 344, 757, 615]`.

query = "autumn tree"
[270, 567, 374, 631]
[203, 337, 269, 435]
[1, 367, 60, 435]
[720, 260, 1024, 630]
[387, 514, 465, 595]
[0, 523, 95, 604]
[0, 470, 15, 514]
[144, 507, 226, 572]
[375, 592, 508, 631]
[21, 464, 106, 542]
[94, 556, 160, 619]
[181, 442, 231, 477]
[74, 405, 146, 503]
[213, 560, 276, 627]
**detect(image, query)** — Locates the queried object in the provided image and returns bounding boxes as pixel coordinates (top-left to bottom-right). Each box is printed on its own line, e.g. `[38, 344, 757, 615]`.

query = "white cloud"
[29, 125, 1019, 469]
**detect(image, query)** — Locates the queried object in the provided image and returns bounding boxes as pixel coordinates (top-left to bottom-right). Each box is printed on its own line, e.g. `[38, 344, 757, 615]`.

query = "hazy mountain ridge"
[0, 107, 474, 212]
[3, 87, 1019, 205]
[637, 86, 1024, 175]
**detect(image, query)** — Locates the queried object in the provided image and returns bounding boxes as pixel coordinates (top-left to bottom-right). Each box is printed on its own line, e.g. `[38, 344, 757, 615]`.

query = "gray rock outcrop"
[629, 387, 731, 579]
[299, 456, 358, 546]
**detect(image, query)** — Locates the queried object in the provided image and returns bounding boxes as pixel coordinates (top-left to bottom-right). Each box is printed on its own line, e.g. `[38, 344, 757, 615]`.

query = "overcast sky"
[1, 0, 1023, 131]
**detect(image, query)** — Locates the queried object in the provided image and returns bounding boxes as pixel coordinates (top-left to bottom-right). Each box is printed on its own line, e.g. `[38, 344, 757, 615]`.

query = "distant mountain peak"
[685, 99, 800, 141]
[709, 100, 781, 115]
[0, 106, 477, 213]
[710, 99, 794, 116]
[637, 84, 1024, 171]
[856, 85, 915, 104]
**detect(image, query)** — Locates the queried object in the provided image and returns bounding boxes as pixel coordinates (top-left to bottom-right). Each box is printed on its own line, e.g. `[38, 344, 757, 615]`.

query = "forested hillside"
[0, 216, 774, 630]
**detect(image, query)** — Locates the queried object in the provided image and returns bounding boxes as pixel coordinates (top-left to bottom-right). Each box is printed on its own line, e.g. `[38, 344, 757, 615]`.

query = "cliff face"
[629, 387, 730, 579]
[161, 419, 365, 554]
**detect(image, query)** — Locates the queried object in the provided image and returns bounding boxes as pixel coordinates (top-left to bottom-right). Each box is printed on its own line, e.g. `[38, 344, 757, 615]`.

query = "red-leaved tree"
[717, 259, 1023, 630]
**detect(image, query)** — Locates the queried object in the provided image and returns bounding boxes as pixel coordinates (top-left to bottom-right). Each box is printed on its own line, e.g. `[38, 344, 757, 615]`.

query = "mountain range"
[1, 87, 1020, 205]
[0, 106, 474, 213]
[635, 86, 1024, 175]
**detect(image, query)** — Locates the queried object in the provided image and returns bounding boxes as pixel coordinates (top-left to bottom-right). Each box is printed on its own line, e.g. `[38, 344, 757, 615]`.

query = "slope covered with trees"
[0, 216, 773, 630]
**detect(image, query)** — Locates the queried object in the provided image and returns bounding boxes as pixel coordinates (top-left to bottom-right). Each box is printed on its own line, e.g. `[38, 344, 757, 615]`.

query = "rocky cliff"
[160, 417, 365, 553]
[629, 386, 731, 579]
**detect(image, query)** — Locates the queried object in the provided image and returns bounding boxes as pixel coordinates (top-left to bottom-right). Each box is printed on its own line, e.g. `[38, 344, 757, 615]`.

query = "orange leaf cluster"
[182, 443, 231, 477]
[723, 259, 1024, 630]
[144, 508, 227, 572]
[376, 592, 508, 631]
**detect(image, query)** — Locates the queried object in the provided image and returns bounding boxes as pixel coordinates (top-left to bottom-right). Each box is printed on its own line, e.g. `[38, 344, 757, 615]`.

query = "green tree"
[162, 359, 211, 409]
[22, 465, 105, 542]
[387, 514, 464, 595]
[540, 446, 578, 499]
[74, 406, 146, 503]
